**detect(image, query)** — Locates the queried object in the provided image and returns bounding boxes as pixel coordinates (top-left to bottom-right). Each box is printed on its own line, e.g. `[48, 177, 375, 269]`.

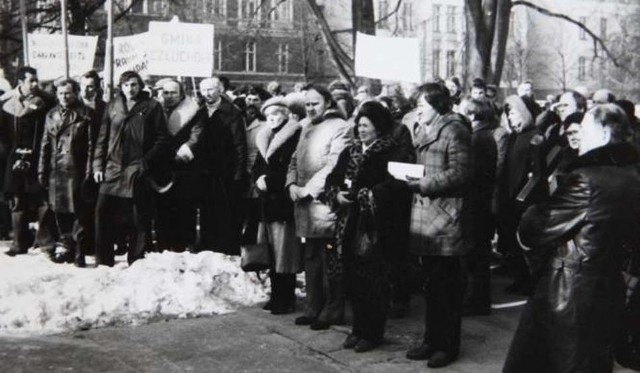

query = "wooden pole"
[60, 0, 70, 79]
[105, 0, 114, 99]
[19, 0, 29, 65]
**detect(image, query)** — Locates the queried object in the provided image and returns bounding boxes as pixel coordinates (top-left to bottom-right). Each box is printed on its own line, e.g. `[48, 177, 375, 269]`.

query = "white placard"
[387, 161, 424, 181]
[147, 21, 214, 77]
[28, 33, 98, 80]
[355, 32, 420, 83]
[113, 32, 150, 78]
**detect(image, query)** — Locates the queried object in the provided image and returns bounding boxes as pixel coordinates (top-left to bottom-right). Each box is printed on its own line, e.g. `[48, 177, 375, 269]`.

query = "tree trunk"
[352, 0, 380, 94]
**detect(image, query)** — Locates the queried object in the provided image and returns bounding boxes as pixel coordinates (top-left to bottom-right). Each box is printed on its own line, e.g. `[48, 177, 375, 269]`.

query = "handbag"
[353, 209, 379, 258]
[240, 242, 271, 272]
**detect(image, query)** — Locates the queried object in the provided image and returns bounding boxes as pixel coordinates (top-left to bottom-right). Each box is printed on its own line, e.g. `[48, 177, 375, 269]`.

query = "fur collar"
[568, 143, 639, 171]
[166, 97, 199, 135]
[255, 119, 301, 161]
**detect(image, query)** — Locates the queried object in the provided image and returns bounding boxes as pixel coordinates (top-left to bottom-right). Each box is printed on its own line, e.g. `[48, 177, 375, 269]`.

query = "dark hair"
[417, 82, 452, 115]
[471, 78, 487, 90]
[246, 85, 271, 101]
[303, 83, 336, 109]
[118, 70, 144, 89]
[614, 99, 636, 123]
[81, 70, 100, 85]
[16, 66, 37, 85]
[463, 98, 494, 122]
[562, 112, 584, 130]
[219, 76, 231, 91]
[563, 90, 588, 112]
[590, 103, 632, 144]
[56, 78, 80, 94]
[355, 101, 394, 137]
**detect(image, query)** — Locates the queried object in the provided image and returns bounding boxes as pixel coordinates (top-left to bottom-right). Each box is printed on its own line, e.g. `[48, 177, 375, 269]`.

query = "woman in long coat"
[405, 82, 472, 369]
[504, 104, 640, 373]
[252, 97, 303, 315]
[286, 84, 352, 330]
[325, 101, 412, 352]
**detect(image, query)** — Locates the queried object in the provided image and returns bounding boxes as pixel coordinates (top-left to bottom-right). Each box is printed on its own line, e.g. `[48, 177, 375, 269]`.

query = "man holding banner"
[0, 66, 57, 257]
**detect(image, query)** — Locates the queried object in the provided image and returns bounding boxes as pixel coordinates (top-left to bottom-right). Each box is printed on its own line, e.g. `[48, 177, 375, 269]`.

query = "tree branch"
[511, 0, 632, 76]
[376, 0, 403, 25]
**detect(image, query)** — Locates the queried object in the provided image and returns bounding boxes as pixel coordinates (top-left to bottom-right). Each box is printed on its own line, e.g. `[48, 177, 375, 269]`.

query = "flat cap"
[261, 96, 289, 116]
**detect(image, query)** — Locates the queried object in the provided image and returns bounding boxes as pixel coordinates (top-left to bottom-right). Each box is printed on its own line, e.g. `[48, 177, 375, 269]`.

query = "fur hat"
[260, 96, 289, 116]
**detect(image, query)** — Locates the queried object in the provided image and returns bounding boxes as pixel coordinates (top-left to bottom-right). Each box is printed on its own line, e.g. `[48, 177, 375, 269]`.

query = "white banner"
[146, 21, 214, 77]
[28, 33, 98, 80]
[113, 32, 150, 78]
[354, 32, 421, 83]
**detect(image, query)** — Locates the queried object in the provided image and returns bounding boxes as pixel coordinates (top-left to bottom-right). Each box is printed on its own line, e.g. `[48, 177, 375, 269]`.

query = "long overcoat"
[503, 143, 640, 373]
[408, 112, 472, 256]
[38, 103, 93, 213]
[285, 115, 352, 238]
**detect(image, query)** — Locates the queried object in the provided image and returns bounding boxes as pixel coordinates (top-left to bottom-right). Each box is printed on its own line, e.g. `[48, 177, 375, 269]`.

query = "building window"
[277, 43, 289, 73]
[433, 48, 441, 78]
[268, 0, 292, 22]
[244, 41, 256, 72]
[204, 0, 226, 16]
[239, 0, 260, 20]
[149, 0, 166, 15]
[402, 1, 413, 31]
[433, 4, 441, 33]
[214, 40, 222, 71]
[446, 50, 455, 76]
[446, 6, 455, 33]
[579, 16, 586, 40]
[578, 57, 586, 81]
[600, 17, 607, 39]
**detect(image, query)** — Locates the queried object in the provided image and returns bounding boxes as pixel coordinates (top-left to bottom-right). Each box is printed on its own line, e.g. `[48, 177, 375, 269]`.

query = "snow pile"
[0, 250, 269, 336]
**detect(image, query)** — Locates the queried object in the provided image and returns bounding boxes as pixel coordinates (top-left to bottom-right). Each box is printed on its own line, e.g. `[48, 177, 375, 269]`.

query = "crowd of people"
[1, 65, 640, 371]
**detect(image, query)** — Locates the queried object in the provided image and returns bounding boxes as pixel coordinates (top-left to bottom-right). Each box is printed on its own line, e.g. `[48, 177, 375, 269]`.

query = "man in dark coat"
[92, 70, 170, 266]
[155, 79, 202, 252]
[0, 66, 57, 256]
[197, 77, 247, 255]
[504, 103, 640, 372]
[38, 79, 93, 267]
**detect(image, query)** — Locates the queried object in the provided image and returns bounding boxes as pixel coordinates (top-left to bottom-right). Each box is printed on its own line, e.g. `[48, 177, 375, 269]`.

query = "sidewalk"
[0, 277, 635, 373]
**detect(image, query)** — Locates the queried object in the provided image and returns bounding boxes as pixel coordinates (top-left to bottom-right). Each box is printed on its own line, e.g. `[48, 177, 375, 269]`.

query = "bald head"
[161, 80, 183, 109]
[200, 77, 223, 105]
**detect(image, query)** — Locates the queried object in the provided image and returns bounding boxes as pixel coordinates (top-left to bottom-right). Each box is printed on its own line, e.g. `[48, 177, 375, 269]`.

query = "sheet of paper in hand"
[387, 162, 425, 181]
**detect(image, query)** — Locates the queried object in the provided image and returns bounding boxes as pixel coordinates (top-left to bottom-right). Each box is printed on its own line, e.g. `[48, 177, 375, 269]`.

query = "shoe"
[74, 253, 86, 268]
[294, 316, 316, 326]
[354, 339, 381, 353]
[262, 300, 273, 311]
[427, 351, 453, 368]
[4, 248, 26, 257]
[406, 343, 435, 360]
[310, 320, 330, 330]
[343, 334, 359, 349]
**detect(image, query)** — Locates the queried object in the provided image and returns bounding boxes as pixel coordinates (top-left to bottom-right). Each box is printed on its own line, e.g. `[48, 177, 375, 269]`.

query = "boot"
[271, 273, 296, 315]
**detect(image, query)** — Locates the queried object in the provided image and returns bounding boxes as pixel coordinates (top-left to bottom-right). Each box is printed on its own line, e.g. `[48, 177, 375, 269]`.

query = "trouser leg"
[10, 194, 30, 253]
[130, 187, 152, 265]
[423, 256, 463, 358]
[303, 238, 325, 319]
[95, 194, 121, 267]
[35, 203, 56, 252]
[318, 240, 344, 324]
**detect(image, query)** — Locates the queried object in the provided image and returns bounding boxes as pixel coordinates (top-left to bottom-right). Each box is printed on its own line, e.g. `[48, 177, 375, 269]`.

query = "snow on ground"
[0, 247, 271, 336]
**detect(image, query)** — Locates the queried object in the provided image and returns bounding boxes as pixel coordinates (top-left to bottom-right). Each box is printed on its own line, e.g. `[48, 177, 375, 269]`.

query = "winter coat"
[471, 120, 498, 239]
[0, 88, 55, 195]
[408, 112, 472, 256]
[197, 97, 247, 182]
[38, 103, 93, 213]
[325, 137, 413, 261]
[252, 119, 301, 223]
[92, 92, 170, 198]
[499, 126, 539, 206]
[164, 96, 202, 196]
[286, 115, 353, 238]
[245, 118, 267, 198]
[503, 143, 640, 373]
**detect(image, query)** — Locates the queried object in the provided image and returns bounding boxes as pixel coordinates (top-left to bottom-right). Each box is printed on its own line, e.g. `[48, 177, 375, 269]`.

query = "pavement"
[0, 276, 636, 373]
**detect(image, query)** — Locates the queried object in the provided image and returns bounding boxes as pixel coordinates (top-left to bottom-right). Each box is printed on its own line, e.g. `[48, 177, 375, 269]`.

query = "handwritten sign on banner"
[28, 33, 98, 80]
[147, 21, 214, 77]
[354, 32, 421, 83]
[113, 32, 150, 78]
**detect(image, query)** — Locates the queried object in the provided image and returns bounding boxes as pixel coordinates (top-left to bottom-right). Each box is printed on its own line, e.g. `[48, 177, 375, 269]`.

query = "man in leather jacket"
[503, 103, 640, 373]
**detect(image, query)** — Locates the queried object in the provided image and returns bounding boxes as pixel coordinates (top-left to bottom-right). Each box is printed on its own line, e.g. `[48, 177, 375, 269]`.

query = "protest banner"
[354, 32, 421, 83]
[147, 21, 214, 77]
[113, 32, 150, 78]
[28, 33, 98, 80]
